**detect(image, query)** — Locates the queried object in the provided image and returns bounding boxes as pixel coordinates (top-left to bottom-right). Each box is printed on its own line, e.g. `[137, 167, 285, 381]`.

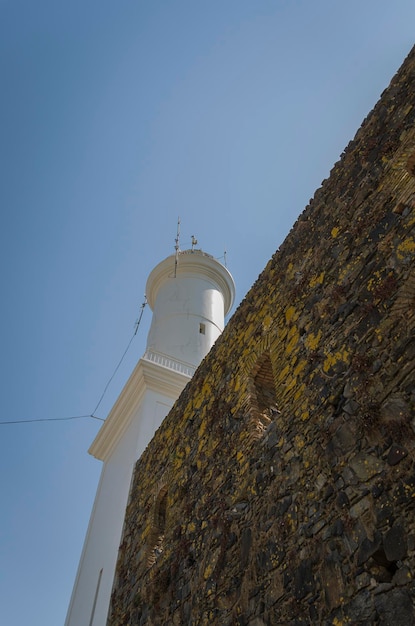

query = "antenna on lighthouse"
[174, 217, 181, 278]
[191, 235, 198, 251]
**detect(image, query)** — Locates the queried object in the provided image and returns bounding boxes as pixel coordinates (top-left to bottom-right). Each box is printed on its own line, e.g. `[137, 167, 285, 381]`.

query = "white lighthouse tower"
[65, 246, 235, 626]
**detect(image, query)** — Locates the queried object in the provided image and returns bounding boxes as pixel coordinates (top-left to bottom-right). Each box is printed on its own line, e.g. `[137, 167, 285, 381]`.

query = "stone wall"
[108, 47, 415, 625]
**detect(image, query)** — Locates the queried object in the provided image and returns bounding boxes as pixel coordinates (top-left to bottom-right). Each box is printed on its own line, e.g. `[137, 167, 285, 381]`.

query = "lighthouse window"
[199, 323, 206, 335]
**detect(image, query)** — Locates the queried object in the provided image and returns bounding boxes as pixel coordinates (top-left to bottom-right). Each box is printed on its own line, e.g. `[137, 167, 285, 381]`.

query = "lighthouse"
[65, 247, 235, 626]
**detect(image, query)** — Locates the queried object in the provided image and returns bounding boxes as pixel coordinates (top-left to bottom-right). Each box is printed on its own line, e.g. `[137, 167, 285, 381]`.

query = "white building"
[65, 248, 235, 626]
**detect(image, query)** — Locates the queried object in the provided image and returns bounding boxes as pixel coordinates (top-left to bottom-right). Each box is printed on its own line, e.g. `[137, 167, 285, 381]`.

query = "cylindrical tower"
[65, 246, 235, 626]
[145, 249, 235, 368]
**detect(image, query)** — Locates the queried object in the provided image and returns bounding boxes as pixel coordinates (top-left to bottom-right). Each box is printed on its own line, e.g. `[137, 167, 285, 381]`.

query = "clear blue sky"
[1, 2, 414, 624]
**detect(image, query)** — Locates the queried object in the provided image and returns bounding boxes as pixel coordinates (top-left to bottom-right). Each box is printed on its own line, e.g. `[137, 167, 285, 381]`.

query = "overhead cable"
[1, 298, 147, 426]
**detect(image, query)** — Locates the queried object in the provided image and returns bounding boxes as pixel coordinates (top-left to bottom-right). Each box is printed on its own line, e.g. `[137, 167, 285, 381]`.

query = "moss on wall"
[109, 47, 415, 626]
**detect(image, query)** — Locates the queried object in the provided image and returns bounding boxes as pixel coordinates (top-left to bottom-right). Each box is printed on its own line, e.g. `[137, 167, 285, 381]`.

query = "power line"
[0, 414, 104, 425]
[91, 297, 147, 416]
[1, 298, 148, 426]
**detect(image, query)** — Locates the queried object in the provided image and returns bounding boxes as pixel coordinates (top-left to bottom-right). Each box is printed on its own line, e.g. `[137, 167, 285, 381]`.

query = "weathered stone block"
[292, 558, 315, 600]
[375, 588, 414, 625]
[350, 452, 383, 481]
[383, 524, 407, 562]
[387, 444, 407, 465]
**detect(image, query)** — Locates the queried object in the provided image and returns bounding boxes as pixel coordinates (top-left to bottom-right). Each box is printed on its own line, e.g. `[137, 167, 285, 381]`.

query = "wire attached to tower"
[91, 296, 147, 416]
[134, 296, 147, 335]
[174, 217, 181, 277]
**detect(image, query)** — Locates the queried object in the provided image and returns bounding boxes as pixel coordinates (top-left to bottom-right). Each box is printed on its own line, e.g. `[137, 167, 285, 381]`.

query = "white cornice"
[89, 357, 190, 462]
[146, 249, 235, 315]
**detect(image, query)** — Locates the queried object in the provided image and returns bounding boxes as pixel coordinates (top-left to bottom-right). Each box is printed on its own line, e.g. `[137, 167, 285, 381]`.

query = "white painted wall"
[146, 280, 225, 366]
[65, 386, 177, 626]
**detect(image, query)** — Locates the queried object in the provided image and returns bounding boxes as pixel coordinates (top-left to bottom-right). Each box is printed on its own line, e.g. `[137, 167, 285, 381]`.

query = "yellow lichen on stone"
[293, 382, 306, 402]
[285, 305, 297, 323]
[331, 226, 340, 238]
[277, 363, 290, 383]
[285, 326, 300, 355]
[397, 236, 415, 259]
[367, 270, 381, 292]
[233, 377, 241, 393]
[293, 360, 307, 377]
[323, 349, 350, 373]
[198, 419, 207, 438]
[193, 394, 204, 410]
[407, 213, 415, 228]
[305, 329, 322, 351]
[294, 435, 305, 450]
[203, 562, 214, 580]
[174, 455, 183, 470]
[286, 263, 296, 280]
[332, 617, 350, 626]
[338, 257, 358, 284]
[284, 376, 297, 392]
[309, 272, 325, 288]
[201, 381, 211, 396]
